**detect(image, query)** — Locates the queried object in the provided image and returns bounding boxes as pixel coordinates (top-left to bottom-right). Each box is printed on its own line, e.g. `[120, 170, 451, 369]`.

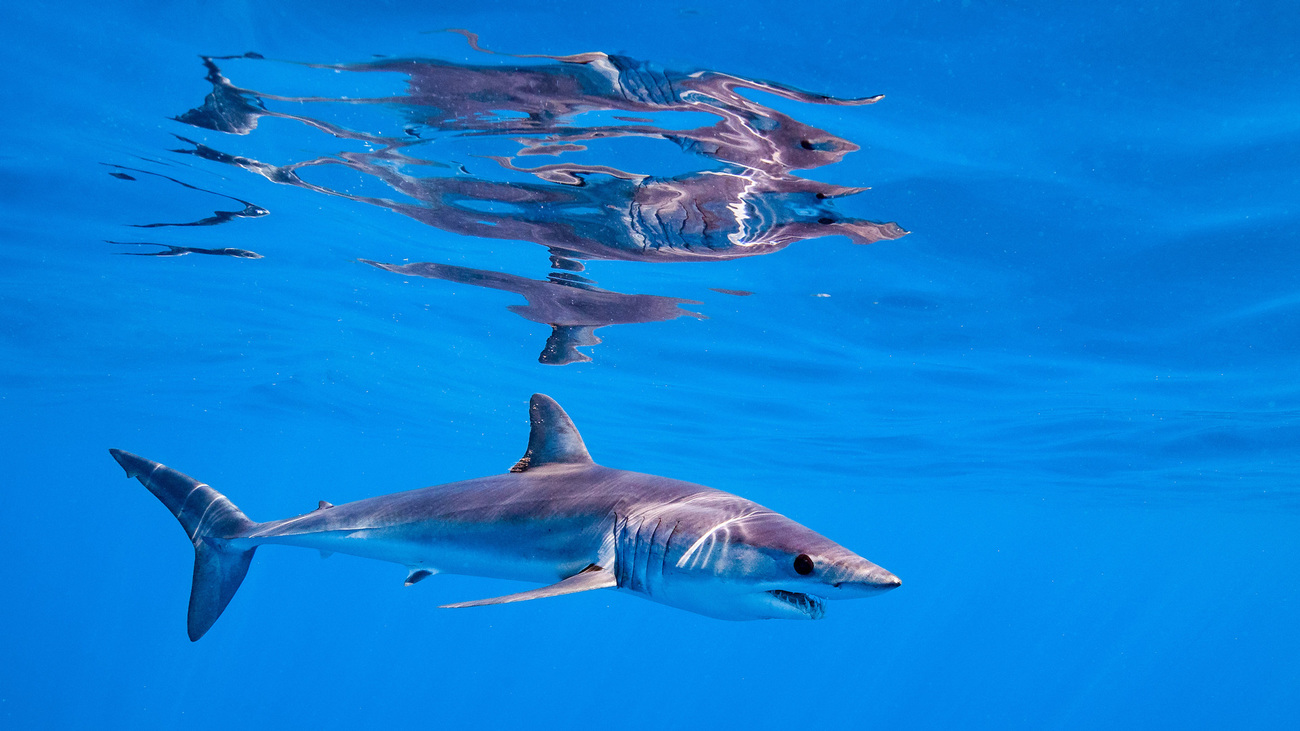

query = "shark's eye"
[794, 554, 815, 575]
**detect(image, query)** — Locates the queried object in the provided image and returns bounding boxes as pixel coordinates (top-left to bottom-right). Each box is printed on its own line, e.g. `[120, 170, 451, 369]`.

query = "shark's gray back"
[241, 463, 748, 584]
[247, 464, 729, 533]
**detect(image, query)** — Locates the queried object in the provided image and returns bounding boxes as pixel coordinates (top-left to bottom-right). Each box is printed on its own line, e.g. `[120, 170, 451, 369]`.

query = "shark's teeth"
[769, 589, 826, 619]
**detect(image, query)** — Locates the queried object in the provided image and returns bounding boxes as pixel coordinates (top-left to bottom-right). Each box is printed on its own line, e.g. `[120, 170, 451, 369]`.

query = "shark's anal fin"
[405, 569, 435, 586]
[440, 564, 614, 609]
[509, 393, 593, 473]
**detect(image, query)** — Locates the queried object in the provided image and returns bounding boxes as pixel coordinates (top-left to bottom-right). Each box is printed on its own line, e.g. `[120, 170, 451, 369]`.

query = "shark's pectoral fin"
[440, 565, 615, 609]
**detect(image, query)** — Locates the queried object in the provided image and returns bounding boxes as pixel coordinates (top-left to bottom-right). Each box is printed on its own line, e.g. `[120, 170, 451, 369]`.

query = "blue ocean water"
[2, 0, 1297, 727]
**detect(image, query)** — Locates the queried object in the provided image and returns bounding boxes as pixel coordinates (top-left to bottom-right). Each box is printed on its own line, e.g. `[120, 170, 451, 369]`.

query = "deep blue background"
[1, 1, 1297, 728]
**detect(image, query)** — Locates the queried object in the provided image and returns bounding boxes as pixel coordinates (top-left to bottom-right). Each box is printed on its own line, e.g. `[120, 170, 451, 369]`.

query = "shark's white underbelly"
[234, 514, 610, 584]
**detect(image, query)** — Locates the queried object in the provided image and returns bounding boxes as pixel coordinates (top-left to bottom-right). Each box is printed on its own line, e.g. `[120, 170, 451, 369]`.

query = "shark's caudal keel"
[111, 394, 900, 640]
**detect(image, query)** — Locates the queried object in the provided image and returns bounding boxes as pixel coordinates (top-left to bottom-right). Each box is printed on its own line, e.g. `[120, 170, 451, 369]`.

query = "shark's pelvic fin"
[440, 564, 615, 609]
[109, 449, 259, 642]
[510, 393, 593, 472]
[405, 569, 435, 586]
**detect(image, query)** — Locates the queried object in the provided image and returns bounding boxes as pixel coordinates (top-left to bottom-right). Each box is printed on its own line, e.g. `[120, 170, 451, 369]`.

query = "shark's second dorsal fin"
[510, 394, 593, 473]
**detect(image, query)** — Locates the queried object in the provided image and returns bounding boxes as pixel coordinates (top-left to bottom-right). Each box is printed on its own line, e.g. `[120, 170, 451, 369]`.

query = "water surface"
[1, 1, 1297, 729]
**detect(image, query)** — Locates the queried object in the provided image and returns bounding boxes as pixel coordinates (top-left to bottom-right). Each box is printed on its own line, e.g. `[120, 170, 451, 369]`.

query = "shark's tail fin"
[109, 449, 259, 641]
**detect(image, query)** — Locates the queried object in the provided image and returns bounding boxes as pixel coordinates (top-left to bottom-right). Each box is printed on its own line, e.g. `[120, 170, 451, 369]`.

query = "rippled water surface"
[2, 1, 1298, 728]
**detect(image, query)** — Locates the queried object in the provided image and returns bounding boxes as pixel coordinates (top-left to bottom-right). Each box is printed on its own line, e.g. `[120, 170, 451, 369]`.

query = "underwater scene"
[1, 0, 1297, 728]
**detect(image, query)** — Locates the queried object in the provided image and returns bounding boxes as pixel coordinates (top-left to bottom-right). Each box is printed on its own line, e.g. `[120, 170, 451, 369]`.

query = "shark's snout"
[866, 564, 902, 589]
[827, 563, 902, 597]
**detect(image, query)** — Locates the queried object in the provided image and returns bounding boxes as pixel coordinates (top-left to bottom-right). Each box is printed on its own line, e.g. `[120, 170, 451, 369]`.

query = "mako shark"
[111, 394, 900, 640]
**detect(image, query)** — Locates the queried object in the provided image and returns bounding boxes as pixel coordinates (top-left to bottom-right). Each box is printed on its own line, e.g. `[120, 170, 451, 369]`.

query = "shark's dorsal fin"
[510, 394, 593, 472]
[440, 565, 615, 609]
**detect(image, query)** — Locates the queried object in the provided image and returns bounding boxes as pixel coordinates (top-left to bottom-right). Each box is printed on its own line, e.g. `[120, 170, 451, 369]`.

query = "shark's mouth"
[769, 590, 826, 619]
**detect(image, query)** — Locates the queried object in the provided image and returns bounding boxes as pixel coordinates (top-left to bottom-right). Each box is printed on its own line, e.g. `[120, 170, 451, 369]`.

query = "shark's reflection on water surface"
[162, 32, 905, 363]
[363, 259, 703, 365]
[176, 135, 903, 264]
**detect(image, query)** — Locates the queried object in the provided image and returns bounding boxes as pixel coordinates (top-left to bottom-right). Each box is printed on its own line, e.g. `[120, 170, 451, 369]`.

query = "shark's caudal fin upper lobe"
[109, 449, 258, 641]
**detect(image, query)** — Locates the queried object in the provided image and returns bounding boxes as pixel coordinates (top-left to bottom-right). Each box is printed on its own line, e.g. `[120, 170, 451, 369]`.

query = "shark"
[111, 394, 901, 640]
